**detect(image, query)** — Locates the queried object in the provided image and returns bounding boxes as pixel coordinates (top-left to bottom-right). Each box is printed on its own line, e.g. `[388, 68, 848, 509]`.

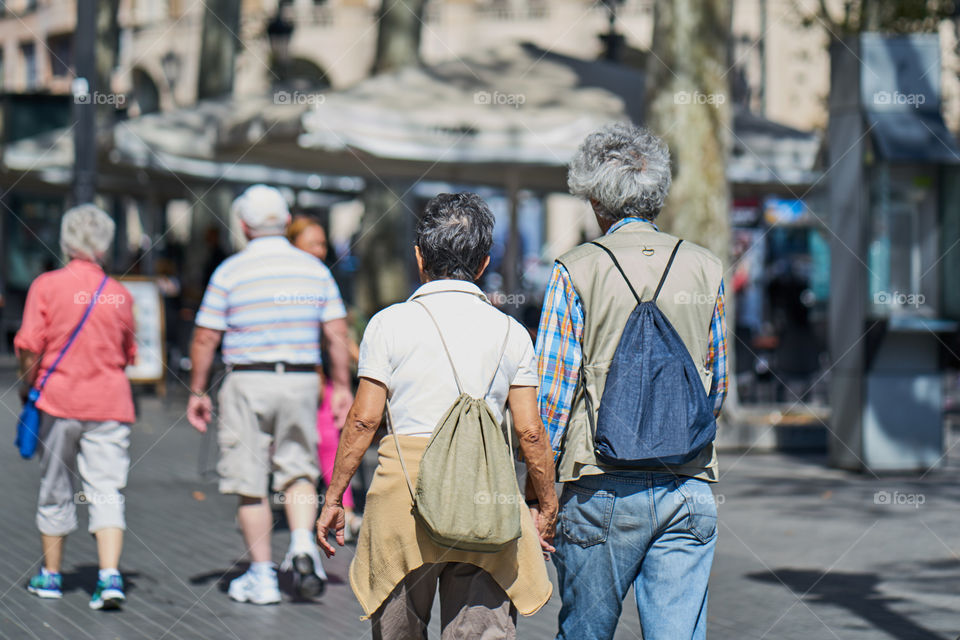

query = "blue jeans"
[553, 472, 718, 640]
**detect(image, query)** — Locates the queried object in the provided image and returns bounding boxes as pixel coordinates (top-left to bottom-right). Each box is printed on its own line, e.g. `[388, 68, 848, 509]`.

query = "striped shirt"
[535, 217, 728, 460]
[195, 236, 346, 365]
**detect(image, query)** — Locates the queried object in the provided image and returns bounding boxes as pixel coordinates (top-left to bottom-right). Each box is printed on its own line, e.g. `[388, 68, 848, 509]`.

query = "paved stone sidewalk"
[0, 364, 956, 639]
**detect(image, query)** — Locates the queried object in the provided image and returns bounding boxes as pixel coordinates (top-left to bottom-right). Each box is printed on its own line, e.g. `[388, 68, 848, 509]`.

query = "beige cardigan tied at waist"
[349, 434, 553, 618]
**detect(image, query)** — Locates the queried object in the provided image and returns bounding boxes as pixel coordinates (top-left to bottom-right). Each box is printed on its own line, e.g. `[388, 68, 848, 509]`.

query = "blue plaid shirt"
[535, 218, 727, 460]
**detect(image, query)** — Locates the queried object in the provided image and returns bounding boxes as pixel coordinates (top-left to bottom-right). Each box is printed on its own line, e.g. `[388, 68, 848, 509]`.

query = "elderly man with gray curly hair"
[536, 123, 727, 640]
[16, 204, 137, 611]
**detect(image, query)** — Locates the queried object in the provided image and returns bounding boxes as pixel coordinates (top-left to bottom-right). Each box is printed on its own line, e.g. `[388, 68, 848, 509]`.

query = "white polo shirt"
[358, 279, 539, 437]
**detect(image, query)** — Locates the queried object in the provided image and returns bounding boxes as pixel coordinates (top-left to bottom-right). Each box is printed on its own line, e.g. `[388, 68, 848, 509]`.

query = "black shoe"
[291, 554, 325, 599]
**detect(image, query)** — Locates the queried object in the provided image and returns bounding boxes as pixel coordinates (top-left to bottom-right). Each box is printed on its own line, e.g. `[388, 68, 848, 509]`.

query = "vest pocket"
[559, 482, 614, 548]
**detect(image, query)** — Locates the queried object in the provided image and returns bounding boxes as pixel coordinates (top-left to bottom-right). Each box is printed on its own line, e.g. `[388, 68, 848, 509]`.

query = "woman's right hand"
[316, 500, 346, 558]
[529, 501, 558, 557]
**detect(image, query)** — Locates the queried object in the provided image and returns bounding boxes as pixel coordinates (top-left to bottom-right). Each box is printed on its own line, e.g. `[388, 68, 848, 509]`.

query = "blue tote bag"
[16, 275, 109, 459]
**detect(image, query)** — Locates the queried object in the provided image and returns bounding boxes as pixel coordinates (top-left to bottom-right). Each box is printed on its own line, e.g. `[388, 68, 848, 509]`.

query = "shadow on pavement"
[61, 565, 140, 598]
[188, 562, 346, 600]
[747, 568, 948, 640]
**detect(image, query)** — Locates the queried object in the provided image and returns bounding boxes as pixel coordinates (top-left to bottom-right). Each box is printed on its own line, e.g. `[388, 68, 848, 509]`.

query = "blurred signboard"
[731, 198, 761, 227]
[860, 34, 940, 115]
[118, 277, 166, 392]
[860, 33, 960, 164]
[763, 197, 809, 225]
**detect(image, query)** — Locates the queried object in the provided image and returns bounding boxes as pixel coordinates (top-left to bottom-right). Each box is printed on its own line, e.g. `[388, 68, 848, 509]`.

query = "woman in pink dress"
[287, 217, 362, 538]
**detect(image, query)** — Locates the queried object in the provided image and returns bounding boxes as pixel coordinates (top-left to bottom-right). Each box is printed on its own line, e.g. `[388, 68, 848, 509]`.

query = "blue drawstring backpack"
[586, 240, 716, 467]
[16, 275, 108, 459]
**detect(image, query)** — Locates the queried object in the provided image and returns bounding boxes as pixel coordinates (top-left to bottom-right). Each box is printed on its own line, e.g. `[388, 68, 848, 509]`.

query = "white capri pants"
[36, 414, 131, 536]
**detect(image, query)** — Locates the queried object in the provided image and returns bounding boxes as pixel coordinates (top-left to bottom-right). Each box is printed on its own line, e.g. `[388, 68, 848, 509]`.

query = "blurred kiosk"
[827, 33, 960, 472]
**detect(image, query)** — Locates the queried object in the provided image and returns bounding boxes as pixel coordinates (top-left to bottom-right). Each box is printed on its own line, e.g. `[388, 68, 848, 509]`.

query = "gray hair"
[417, 193, 494, 282]
[60, 204, 115, 263]
[567, 123, 672, 221]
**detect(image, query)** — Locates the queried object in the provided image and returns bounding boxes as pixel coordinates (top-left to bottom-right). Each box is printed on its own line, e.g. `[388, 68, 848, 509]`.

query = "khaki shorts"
[216, 371, 320, 498]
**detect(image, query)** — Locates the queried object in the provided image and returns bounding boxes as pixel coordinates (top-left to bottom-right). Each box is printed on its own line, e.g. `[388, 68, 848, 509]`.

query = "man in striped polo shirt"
[187, 185, 351, 604]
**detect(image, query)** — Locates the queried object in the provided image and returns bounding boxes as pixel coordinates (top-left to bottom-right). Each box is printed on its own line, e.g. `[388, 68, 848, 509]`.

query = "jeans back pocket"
[674, 478, 718, 543]
[560, 483, 615, 548]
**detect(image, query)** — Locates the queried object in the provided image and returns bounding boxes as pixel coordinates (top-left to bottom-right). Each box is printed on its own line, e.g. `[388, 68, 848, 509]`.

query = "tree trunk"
[645, 0, 737, 410]
[188, 2, 241, 294]
[354, 182, 416, 317]
[355, 0, 426, 317]
[95, 0, 120, 121]
[645, 0, 732, 261]
[372, 0, 426, 74]
[197, 0, 240, 100]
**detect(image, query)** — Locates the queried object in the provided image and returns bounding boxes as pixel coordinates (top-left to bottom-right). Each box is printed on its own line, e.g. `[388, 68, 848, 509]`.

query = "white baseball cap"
[232, 184, 291, 234]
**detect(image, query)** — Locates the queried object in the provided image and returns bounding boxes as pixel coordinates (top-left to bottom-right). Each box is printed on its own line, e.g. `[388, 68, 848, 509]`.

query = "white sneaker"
[228, 568, 281, 605]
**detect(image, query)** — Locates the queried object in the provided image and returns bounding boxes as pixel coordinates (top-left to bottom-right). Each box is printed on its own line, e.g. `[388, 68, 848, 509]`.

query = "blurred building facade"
[0, 0, 957, 415]
[3, 1, 956, 129]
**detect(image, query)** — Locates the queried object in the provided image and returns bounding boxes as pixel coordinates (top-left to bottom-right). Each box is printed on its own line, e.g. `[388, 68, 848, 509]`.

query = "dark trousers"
[371, 562, 517, 640]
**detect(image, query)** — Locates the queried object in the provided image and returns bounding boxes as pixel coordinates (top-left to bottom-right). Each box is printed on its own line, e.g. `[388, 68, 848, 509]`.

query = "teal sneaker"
[27, 571, 62, 599]
[89, 574, 125, 610]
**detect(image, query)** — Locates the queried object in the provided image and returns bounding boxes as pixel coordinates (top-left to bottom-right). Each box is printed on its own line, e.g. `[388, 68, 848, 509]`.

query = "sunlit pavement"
[0, 361, 956, 639]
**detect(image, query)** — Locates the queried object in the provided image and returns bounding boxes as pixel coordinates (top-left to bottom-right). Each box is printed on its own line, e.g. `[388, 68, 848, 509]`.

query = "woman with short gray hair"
[15, 204, 137, 610]
[59, 203, 118, 262]
[316, 193, 558, 639]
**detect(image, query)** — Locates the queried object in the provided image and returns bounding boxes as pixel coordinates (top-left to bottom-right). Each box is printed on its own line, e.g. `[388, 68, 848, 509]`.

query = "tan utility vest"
[556, 220, 724, 483]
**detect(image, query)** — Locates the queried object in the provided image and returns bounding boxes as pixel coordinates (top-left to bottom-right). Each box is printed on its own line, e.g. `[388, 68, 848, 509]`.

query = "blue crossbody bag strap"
[35, 274, 109, 393]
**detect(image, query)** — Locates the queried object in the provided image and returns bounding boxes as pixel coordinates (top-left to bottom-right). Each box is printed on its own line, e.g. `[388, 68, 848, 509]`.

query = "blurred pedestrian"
[287, 216, 363, 538]
[187, 185, 352, 604]
[316, 193, 557, 639]
[539, 124, 727, 640]
[15, 205, 137, 610]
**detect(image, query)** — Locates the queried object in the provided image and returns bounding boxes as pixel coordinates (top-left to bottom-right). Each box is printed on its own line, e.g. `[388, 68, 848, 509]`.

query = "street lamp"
[161, 51, 182, 105]
[266, 5, 295, 83]
[599, 0, 625, 62]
